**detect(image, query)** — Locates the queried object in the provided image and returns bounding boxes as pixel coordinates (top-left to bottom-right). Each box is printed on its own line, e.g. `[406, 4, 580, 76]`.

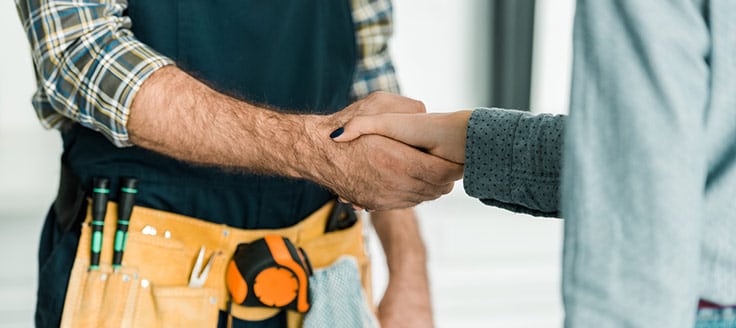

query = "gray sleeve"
[463, 108, 565, 218]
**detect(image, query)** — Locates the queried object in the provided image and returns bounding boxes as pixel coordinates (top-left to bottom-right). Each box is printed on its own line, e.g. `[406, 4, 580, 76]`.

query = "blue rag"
[303, 257, 379, 328]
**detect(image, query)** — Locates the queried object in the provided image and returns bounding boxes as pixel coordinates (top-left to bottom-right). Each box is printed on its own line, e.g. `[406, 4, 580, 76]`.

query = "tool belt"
[60, 200, 371, 327]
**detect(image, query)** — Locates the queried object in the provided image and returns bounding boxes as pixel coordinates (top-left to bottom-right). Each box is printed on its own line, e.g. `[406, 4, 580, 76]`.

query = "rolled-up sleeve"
[464, 108, 565, 217]
[16, 0, 174, 147]
[350, 0, 400, 98]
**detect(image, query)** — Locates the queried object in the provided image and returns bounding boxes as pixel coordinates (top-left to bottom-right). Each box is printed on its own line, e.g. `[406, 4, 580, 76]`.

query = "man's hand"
[302, 93, 464, 210]
[379, 280, 433, 328]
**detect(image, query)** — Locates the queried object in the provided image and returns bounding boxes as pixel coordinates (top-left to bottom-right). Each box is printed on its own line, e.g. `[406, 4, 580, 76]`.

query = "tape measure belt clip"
[226, 235, 313, 313]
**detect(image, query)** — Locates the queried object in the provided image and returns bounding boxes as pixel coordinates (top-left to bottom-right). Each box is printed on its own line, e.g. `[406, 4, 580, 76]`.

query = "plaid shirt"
[16, 0, 400, 147]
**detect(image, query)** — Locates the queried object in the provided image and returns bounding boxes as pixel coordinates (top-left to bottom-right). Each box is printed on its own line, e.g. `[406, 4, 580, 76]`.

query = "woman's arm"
[332, 107, 566, 217]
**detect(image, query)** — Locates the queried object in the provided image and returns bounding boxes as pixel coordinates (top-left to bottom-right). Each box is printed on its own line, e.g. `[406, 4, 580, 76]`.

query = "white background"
[0, 1, 574, 327]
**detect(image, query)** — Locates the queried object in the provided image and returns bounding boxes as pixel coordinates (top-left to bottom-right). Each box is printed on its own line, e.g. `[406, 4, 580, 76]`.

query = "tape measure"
[226, 235, 313, 313]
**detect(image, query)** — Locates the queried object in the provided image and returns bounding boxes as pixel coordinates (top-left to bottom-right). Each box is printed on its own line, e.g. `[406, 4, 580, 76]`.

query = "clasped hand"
[314, 92, 470, 210]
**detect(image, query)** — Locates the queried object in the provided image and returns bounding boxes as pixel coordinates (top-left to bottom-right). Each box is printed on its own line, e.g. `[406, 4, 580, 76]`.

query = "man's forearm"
[371, 209, 428, 276]
[129, 65, 323, 178]
[371, 208, 433, 326]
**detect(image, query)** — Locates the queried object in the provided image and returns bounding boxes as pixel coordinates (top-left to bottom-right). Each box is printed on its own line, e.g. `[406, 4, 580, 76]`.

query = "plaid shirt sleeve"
[350, 0, 401, 100]
[16, 0, 174, 147]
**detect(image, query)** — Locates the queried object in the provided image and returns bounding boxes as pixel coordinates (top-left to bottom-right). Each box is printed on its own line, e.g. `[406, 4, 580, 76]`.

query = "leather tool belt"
[60, 201, 371, 327]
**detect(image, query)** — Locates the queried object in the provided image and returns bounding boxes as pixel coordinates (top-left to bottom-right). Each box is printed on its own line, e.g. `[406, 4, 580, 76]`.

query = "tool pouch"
[61, 203, 220, 328]
[60, 201, 371, 328]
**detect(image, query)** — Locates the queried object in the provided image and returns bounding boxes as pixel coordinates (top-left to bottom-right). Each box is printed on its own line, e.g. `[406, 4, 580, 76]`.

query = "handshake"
[307, 92, 472, 211]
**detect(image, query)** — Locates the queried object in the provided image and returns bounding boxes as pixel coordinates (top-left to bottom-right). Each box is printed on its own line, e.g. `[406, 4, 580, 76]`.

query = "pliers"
[188, 246, 215, 288]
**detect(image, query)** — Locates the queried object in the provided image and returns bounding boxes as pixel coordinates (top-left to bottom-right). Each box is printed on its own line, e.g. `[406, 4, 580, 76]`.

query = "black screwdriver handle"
[90, 177, 110, 270]
[113, 177, 138, 270]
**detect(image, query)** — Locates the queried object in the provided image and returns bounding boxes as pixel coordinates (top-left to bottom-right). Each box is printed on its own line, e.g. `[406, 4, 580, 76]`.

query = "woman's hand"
[331, 110, 473, 164]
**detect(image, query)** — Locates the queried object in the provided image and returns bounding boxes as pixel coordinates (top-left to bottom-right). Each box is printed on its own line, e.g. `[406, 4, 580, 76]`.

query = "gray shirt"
[466, 1, 736, 327]
[563, 1, 736, 326]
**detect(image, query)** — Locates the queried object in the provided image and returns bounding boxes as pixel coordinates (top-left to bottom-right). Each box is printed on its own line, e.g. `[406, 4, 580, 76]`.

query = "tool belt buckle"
[226, 235, 313, 313]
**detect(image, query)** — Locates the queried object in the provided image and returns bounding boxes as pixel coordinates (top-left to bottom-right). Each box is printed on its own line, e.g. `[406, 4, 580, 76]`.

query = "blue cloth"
[304, 257, 379, 328]
[562, 1, 736, 327]
[696, 308, 736, 328]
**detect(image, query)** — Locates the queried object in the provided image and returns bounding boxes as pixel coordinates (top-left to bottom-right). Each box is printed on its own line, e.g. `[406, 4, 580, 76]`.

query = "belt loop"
[227, 302, 234, 328]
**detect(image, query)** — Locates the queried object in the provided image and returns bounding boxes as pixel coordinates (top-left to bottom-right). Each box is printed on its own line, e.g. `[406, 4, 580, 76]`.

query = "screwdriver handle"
[113, 177, 138, 270]
[90, 177, 110, 270]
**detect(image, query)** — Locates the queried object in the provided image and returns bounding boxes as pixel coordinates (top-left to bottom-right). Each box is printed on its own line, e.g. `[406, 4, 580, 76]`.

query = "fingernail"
[330, 127, 344, 139]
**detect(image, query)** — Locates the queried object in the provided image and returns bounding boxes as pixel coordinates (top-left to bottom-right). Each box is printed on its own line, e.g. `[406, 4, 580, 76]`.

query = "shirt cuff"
[463, 108, 523, 201]
[463, 108, 562, 217]
[97, 39, 175, 147]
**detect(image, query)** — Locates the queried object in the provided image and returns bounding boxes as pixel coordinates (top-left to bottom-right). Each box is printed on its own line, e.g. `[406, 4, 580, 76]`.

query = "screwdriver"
[90, 177, 110, 270]
[113, 177, 138, 271]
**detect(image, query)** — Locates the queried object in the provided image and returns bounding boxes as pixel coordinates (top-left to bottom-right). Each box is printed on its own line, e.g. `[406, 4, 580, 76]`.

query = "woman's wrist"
[428, 110, 472, 164]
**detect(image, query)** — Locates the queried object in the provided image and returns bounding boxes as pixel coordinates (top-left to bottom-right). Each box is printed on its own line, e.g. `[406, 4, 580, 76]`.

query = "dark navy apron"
[35, 1, 357, 327]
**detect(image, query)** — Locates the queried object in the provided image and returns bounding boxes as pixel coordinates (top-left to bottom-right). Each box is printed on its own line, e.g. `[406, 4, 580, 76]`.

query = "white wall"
[0, 3, 42, 130]
[391, 0, 574, 116]
[530, 0, 575, 114]
[390, 0, 491, 112]
[0, 3, 63, 326]
[0, 2, 61, 207]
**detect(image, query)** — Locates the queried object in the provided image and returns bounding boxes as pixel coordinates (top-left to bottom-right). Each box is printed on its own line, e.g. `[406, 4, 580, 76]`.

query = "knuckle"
[421, 182, 440, 197]
[437, 163, 463, 183]
[422, 192, 442, 202]
[410, 179, 431, 195]
[442, 183, 454, 195]
[406, 164, 428, 182]
[413, 100, 427, 113]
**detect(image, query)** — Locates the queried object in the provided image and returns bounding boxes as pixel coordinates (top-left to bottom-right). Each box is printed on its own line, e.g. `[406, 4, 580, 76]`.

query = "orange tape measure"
[226, 235, 313, 313]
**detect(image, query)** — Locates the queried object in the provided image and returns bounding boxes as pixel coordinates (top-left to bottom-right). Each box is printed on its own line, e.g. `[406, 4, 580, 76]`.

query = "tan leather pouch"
[60, 201, 369, 328]
[61, 203, 220, 328]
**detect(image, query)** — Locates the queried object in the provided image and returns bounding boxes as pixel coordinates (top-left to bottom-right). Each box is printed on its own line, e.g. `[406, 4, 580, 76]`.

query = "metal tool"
[324, 201, 358, 233]
[113, 177, 138, 270]
[90, 177, 110, 270]
[189, 246, 215, 288]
